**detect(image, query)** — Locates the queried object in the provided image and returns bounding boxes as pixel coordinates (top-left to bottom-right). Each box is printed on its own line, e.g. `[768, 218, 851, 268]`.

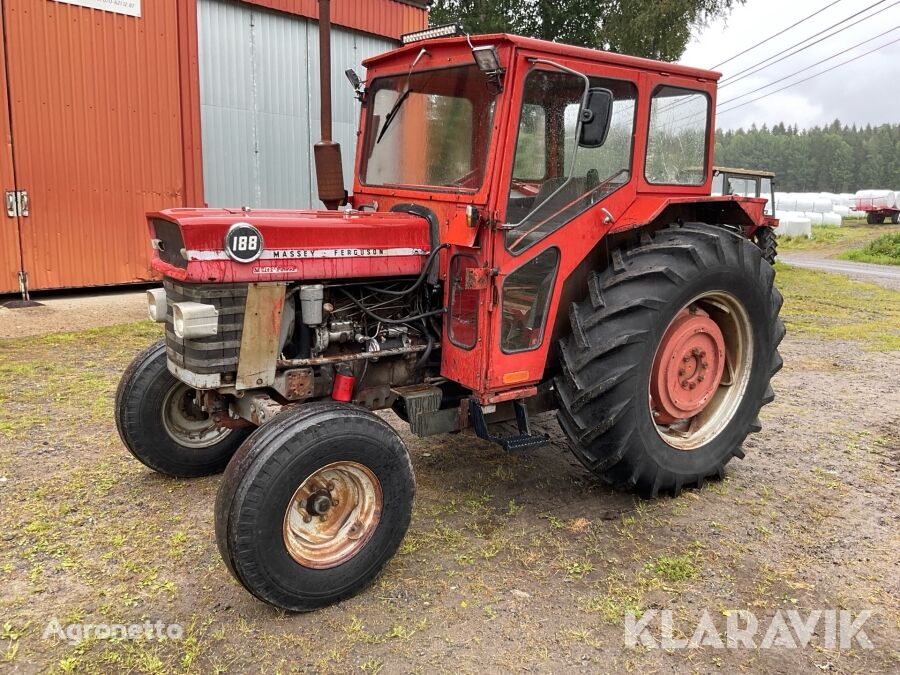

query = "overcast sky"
[679, 0, 900, 130]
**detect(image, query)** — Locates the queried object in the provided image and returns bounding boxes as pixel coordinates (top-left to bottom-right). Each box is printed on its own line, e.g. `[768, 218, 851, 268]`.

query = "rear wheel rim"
[650, 291, 753, 450]
[160, 383, 231, 449]
[283, 462, 383, 569]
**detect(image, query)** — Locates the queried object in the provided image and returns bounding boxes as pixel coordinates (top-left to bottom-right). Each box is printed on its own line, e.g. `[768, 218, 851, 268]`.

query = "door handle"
[600, 207, 615, 225]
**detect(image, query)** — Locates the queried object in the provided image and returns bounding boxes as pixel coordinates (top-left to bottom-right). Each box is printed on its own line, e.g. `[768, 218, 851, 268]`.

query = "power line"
[717, 35, 900, 116]
[657, 0, 897, 118]
[710, 0, 846, 69]
[719, 0, 897, 88]
[716, 24, 900, 108]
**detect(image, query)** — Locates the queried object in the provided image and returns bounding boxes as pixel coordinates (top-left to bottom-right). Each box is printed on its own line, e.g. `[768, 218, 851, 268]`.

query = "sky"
[679, 0, 900, 130]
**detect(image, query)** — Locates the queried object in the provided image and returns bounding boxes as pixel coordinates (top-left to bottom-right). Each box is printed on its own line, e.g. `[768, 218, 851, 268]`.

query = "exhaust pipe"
[314, 0, 346, 210]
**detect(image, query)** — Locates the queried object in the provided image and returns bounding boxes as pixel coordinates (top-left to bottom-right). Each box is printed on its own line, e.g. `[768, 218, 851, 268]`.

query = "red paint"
[332, 373, 355, 402]
[148, 208, 431, 283]
[650, 309, 726, 424]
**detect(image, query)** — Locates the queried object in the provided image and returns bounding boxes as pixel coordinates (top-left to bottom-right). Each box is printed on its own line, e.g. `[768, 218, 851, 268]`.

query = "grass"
[775, 262, 900, 351]
[839, 232, 900, 266]
[0, 270, 899, 672]
[777, 223, 900, 253]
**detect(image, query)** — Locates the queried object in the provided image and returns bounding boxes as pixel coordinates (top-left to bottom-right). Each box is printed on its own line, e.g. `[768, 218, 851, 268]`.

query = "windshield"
[361, 65, 497, 191]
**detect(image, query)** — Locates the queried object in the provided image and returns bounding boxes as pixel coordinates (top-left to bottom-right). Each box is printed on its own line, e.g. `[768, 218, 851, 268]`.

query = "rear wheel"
[867, 212, 885, 225]
[891, 212, 899, 225]
[555, 223, 784, 496]
[115, 340, 250, 477]
[752, 226, 777, 265]
[215, 402, 414, 611]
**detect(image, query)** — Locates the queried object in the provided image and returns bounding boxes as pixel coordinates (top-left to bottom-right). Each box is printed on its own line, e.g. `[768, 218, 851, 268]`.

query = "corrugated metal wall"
[2, 0, 186, 291]
[239, 0, 428, 40]
[198, 0, 395, 209]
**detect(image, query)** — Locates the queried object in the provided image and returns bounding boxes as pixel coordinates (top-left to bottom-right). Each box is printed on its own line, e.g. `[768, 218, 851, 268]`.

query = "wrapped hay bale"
[854, 189, 894, 210]
[802, 211, 824, 225]
[776, 214, 812, 238]
[822, 212, 842, 227]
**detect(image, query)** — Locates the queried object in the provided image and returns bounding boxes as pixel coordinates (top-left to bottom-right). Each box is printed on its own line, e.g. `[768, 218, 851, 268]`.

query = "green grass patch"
[839, 232, 900, 266]
[776, 263, 900, 351]
[777, 224, 900, 253]
[647, 553, 699, 583]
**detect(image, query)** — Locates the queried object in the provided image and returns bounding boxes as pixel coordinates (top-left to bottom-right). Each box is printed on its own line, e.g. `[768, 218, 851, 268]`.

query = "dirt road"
[779, 254, 900, 291]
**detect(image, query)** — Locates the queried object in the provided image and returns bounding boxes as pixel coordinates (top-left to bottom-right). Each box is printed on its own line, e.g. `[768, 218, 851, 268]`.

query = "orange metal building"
[0, 0, 429, 295]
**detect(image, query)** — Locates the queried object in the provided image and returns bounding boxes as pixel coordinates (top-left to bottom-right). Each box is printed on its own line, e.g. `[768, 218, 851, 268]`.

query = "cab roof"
[363, 33, 722, 82]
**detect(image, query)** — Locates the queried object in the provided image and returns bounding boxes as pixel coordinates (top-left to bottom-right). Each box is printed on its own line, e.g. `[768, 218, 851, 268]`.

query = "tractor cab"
[712, 166, 776, 219]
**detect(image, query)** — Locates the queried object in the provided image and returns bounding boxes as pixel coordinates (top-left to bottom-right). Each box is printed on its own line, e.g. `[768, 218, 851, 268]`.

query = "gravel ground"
[0, 269, 897, 673]
[0, 289, 148, 339]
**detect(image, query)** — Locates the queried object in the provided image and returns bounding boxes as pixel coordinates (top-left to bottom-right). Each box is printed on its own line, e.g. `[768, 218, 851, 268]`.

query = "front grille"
[164, 280, 248, 375]
[152, 218, 188, 269]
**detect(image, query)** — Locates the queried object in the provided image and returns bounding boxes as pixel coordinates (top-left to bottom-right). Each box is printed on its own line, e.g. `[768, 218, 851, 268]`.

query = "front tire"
[215, 403, 415, 611]
[115, 340, 250, 477]
[752, 226, 777, 265]
[555, 223, 784, 497]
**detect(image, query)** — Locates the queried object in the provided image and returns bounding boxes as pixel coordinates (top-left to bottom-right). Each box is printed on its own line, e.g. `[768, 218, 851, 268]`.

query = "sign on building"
[52, 0, 141, 18]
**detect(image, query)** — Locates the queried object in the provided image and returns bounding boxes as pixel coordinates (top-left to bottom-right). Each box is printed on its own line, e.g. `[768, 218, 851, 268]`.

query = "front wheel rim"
[649, 291, 754, 450]
[283, 462, 383, 569]
[160, 383, 231, 449]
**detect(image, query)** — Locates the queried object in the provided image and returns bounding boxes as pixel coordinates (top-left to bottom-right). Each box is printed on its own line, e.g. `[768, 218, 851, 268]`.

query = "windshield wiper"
[376, 88, 411, 144]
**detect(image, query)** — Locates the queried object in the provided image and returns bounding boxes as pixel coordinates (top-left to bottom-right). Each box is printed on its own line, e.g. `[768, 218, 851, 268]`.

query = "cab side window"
[505, 70, 637, 254]
[645, 86, 710, 186]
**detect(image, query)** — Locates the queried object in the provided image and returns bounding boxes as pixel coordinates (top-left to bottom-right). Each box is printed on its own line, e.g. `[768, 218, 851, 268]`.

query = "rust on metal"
[236, 283, 287, 390]
[314, 0, 346, 209]
[277, 343, 436, 368]
[274, 367, 316, 400]
[282, 461, 383, 569]
[650, 307, 725, 425]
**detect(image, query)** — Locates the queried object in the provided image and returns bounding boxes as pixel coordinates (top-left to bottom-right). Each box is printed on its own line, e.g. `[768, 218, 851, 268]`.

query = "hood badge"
[224, 223, 264, 263]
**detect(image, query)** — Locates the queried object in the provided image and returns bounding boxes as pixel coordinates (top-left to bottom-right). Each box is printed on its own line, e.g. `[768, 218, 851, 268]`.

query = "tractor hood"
[147, 208, 432, 284]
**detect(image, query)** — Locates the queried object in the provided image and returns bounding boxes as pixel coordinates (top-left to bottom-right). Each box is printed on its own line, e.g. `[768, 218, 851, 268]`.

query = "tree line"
[714, 122, 900, 193]
[428, 0, 742, 62]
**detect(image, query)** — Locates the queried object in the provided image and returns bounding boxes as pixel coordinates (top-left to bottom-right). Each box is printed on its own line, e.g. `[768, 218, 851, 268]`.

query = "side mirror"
[579, 87, 614, 148]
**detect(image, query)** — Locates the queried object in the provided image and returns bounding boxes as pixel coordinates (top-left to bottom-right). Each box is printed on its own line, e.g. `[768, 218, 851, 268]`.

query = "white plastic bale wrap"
[833, 204, 850, 216]
[854, 189, 894, 210]
[776, 213, 812, 238]
[822, 212, 842, 227]
[801, 211, 824, 225]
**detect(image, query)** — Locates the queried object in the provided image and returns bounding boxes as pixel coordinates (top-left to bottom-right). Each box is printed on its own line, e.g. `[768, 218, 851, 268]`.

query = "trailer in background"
[854, 190, 900, 224]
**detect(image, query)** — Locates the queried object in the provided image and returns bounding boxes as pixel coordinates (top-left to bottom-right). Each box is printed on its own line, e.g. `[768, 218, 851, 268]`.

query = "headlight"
[172, 302, 219, 339]
[147, 288, 167, 323]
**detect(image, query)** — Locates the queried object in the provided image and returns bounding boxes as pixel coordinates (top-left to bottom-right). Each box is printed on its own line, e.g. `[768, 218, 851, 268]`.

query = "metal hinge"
[5, 190, 28, 217]
[17, 271, 28, 298]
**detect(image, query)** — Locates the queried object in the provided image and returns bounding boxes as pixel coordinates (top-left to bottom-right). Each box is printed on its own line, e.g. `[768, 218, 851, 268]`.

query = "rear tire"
[752, 226, 777, 265]
[867, 212, 886, 225]
[215, 402, 415, 611]
[555, 223, 784, 497]
[115, 340, 250, 477]
[891, 213, 899, 225]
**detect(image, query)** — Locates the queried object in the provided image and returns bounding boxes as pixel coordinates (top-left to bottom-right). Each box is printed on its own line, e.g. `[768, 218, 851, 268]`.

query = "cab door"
[483, 54, 641, 394]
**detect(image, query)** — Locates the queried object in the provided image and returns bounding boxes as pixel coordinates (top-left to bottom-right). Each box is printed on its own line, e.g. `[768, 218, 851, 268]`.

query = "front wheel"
[555, 223, 784, 497]
[115, 340, 250, 477]
[215, 403, 415, 611]
[752, 226, 777, 265]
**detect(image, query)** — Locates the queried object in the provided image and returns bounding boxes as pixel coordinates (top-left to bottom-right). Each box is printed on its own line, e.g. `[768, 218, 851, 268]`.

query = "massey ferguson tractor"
[116, 6, 783, 612]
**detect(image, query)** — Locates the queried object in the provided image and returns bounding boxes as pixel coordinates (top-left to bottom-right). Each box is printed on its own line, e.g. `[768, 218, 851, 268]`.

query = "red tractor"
[116, 9, 783, 611]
